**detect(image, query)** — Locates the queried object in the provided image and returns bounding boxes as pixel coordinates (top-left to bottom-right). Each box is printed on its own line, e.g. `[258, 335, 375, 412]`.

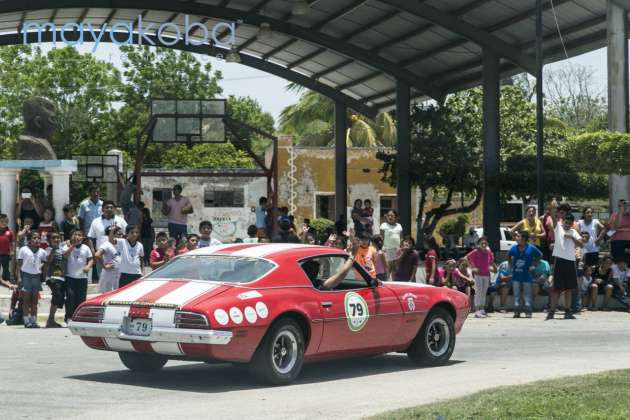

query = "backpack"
[6, 307, 23, 325]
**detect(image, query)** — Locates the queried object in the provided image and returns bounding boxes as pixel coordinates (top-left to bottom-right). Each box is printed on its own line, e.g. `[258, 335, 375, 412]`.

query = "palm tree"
[279, 84, 396, 147]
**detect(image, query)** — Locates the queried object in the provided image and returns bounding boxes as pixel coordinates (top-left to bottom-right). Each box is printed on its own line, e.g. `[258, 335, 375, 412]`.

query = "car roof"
[185, 243, 346, 261]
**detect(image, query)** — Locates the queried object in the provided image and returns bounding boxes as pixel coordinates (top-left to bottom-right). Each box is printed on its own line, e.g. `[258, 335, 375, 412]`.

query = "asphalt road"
[2, 312, 629, 420]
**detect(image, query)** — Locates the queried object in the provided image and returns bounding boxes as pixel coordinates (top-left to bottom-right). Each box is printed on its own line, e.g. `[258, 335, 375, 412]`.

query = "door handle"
[321, 302, 332, 308]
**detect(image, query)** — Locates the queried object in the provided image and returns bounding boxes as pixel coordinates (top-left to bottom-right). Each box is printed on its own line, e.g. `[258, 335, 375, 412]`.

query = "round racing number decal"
[344, 292, 370, 332]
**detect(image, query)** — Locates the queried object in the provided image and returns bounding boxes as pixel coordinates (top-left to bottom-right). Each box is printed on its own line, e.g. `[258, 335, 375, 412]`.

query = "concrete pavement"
[1, 311, 629, 420]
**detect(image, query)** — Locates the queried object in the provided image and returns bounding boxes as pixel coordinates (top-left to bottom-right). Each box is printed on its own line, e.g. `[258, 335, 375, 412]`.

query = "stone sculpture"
[16, 97, 58, 160]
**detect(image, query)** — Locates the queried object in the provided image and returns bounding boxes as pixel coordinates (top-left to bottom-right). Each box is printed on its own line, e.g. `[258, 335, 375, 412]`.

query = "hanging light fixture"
[292, 0, 310, 16]
[257, 22, 273, 40]
[225, 45, 241, 63]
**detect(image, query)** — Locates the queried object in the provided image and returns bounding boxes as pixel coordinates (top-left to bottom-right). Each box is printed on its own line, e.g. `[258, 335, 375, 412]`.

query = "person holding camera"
[609, 199, 630, 265]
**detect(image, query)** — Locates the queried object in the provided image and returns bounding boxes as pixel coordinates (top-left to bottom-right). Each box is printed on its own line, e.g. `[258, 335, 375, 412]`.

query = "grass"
[369, 370, 630, 420]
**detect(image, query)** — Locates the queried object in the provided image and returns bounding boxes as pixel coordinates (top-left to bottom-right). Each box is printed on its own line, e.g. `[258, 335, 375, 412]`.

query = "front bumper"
[68, 321, 233, 345]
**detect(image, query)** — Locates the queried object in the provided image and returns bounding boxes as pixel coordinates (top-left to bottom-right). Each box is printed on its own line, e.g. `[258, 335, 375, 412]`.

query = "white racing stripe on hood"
[106, 280, 167, 303]
[232, 243, 303, 257]
[154, 281, 217, 306]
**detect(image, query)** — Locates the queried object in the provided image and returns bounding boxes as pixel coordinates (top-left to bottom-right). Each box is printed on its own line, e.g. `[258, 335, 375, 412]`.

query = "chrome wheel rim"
[426, 318, 450, 357]
[272, 330, 298, 374]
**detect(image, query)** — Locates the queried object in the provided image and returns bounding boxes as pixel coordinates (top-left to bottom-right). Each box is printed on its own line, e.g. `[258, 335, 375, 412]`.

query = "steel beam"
[535, 0, 544, 213]
[607, 0, 630, 210]
[335, 102, 348, 225]
[3, 31, 378, 118]
[380, 0, 535, 74]
[482, 49, 501, 252]
[396, 81, 412, 236]
[1, 0, 444, 99]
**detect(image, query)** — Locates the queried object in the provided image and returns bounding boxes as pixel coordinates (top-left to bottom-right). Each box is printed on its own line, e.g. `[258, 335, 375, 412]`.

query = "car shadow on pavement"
[66, 355, 464, 393]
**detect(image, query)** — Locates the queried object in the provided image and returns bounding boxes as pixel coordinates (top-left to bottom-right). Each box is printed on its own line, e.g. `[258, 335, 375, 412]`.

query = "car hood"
[88, 279, 231, 309]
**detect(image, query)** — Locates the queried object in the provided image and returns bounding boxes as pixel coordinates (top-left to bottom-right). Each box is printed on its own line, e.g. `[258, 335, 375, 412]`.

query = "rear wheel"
[407, 308, 455, 366]
[249, 318, 304, 385]
[118, 352, 168, 372]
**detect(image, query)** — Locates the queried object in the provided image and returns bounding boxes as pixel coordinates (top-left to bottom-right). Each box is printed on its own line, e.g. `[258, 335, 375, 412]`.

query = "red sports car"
[69, 244, 469, 384]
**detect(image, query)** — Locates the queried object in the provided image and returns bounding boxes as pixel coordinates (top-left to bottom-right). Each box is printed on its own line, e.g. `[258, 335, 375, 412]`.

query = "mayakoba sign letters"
[21, 15, 236, 52]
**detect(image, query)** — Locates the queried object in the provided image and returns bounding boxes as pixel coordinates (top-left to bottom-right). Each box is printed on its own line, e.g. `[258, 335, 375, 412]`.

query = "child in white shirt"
[17, 231, 49, 328]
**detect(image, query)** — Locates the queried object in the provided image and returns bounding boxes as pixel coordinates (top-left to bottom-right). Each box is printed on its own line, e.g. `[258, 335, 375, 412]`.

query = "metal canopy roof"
[0, 0, 611, 116]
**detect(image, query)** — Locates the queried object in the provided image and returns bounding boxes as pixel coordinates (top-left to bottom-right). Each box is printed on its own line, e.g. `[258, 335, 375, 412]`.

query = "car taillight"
[73, 306, 105, 323]
[174, 311, 209, 329]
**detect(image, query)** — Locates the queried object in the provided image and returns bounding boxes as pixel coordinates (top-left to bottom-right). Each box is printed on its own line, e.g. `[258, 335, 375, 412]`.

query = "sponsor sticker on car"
[344, 292, 369, 332]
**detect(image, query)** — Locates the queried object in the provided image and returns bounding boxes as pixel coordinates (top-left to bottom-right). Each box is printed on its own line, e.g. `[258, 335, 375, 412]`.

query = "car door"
[306, 256, 403, 354]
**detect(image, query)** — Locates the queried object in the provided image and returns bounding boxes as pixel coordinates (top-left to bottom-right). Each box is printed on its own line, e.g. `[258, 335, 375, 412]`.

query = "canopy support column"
[607, 0, 630, 209]
[396, 80, 411, 236]
[482, 49, 501, 252]
[535, 0, 545, 214]
[335, 102, 348, 225]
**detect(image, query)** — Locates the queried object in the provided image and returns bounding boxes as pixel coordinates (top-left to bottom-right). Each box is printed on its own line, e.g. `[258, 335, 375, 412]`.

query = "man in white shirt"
[118, 225, 145, 288]
[61, 230, 93, 322]
[547, 203, 583, 320]
[88, 200, 127, 283]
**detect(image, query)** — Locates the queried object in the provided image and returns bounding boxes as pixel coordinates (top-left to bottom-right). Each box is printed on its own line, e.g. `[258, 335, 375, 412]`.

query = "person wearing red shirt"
[177, 234, 199, 255]
[149, 232, 175, 270]
[0, 214, 16, 289]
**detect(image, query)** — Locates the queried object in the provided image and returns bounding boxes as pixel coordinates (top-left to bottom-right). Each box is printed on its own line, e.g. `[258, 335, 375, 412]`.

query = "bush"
[438, 214, 469, 238]
[309, 218, 334, 236]
[566, 131, 630, 175]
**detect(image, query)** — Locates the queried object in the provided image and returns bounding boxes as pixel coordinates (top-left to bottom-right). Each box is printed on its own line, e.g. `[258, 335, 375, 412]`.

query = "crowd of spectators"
[431, 200, 630, 319]
[2, 183, 629, 327]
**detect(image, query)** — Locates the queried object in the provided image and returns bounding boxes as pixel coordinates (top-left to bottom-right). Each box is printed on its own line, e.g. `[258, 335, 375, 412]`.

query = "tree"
[377, 83, 585, 238]
[0, 45, 121, 159]
[502, 155, 608, 201]
[106, 46, 274, 169]
[564, 131, 630, 175]
[544, 63, 607, 131]
[378, 98, 483, 239]
[279, 84, 396, 147]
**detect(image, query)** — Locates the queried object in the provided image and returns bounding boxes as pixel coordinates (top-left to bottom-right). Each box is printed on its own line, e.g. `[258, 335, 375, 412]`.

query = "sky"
[41, 42, 609, 124]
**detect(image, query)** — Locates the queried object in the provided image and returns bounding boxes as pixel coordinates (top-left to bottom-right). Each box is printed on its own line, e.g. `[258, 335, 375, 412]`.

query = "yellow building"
[273, 135, 421, 231]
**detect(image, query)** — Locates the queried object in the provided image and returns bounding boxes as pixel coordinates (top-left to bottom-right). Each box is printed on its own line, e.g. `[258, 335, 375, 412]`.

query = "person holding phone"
[609, 199, 630, 265]
[16, 186, 42, 229]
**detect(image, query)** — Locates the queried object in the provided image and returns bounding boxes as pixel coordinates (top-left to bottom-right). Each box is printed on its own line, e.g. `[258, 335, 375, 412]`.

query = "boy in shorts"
[45, 233, 66, 327]
[17, 231, 49, 328]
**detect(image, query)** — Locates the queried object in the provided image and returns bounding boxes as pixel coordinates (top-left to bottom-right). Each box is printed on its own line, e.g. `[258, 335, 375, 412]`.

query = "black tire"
[407, 307, 456, 366]
[249, 318, 305, 385]
[118, 352, 168, 372]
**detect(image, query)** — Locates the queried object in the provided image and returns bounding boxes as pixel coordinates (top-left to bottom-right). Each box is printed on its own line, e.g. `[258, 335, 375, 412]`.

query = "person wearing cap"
[162, 184, 193, 241]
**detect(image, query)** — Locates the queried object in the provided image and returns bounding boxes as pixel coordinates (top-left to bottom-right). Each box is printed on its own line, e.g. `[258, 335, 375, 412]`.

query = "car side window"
[300, 256, 370, 291]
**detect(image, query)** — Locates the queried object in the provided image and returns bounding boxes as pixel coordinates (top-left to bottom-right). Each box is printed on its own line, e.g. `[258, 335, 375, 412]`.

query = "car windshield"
[145, 255, 275, 283]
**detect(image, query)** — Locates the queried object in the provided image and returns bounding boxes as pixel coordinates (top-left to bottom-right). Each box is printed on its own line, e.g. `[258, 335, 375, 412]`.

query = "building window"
[315, 194, 336, 220]
[204, 188, 244, 208]
[380, 196, 398, 218]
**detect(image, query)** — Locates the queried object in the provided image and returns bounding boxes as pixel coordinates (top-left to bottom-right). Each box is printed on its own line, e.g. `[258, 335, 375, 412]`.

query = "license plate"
[124, 318, 152, 336]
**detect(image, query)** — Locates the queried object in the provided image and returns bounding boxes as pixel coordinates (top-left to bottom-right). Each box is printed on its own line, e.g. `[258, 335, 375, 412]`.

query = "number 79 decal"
[344, 292, 370, 332]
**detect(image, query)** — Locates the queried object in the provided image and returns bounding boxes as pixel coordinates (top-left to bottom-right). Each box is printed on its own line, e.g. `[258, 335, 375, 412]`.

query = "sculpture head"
[22, 97, 56, 140]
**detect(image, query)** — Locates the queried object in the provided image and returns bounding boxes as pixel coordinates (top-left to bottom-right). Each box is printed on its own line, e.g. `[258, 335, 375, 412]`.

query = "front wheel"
[407, 308, 455, 366]
[249, 318, 305, 385]
[119, 352, 168, 372]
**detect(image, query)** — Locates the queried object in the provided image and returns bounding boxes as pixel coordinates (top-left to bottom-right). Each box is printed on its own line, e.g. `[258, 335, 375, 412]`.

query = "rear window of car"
[145, 255, 276, 283]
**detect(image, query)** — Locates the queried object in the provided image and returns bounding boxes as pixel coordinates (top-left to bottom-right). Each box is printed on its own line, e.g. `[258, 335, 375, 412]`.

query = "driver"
[303, 241, 359, 290]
